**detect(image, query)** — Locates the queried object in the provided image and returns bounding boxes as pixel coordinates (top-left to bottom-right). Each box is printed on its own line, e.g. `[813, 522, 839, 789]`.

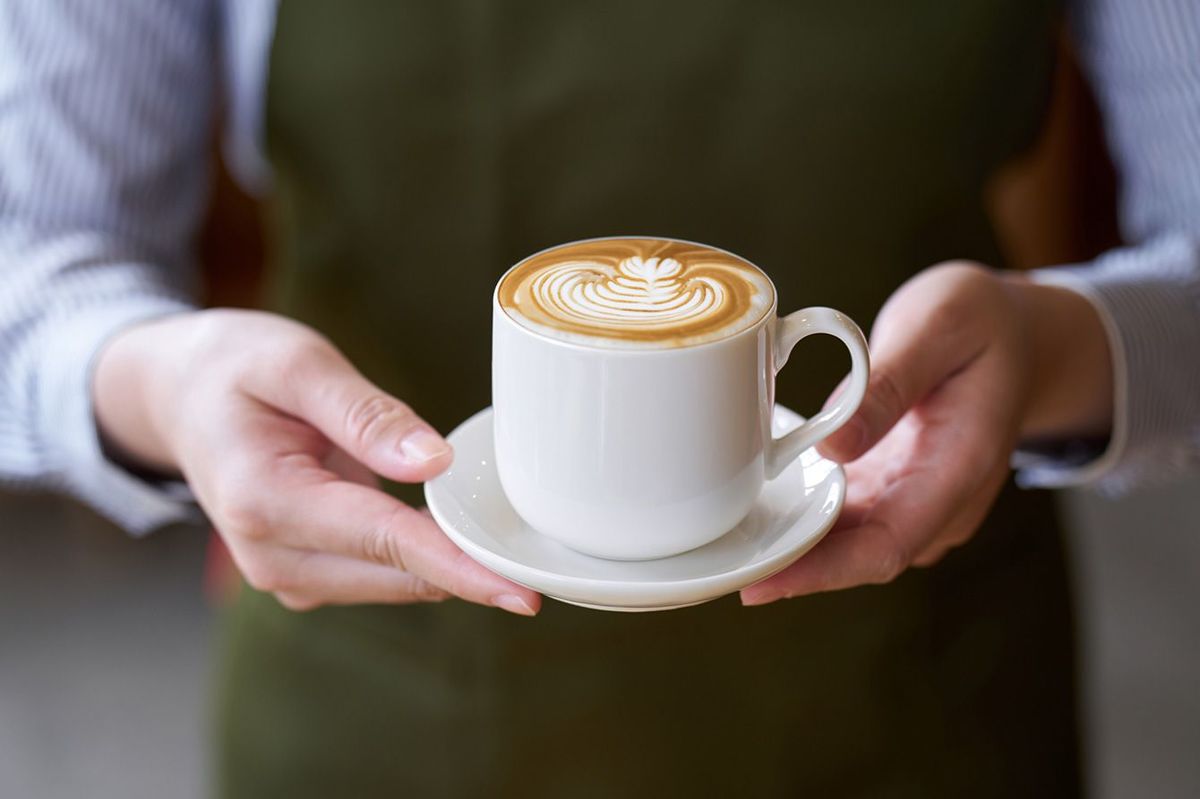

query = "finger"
[817, 356, 950, 465]
[742, 461, 960, 602]
[753, 455, 997, 596]
[828, 471, 874, 532]
[911, 457, 1009, 567]
[741, 488, 930, 604]
[742, 456, 976, 601]
[253, 475, 541, 615]
[753, 520, 903, 601]
[197, 413, 537, 615]
[279, 554, 453, 609]
[322, 445, 380, 488]
[244, 341, 452, 483]
[818, 285, 986, 464]
[903, 342, 1022, 567]
[838, 436, 902, 513]
[249, 550, 454, 609]
[746, 394, 998, 603]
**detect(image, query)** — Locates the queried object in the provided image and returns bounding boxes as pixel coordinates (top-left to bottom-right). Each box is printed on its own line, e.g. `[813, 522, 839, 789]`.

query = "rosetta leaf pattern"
[530, 254, 726, 328]
[618, 256, 684, 305]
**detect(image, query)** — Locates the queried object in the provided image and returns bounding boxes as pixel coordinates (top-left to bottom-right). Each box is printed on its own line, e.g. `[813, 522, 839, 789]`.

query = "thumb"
[817, 319, 978, 464]
[248, 342, 453, 482]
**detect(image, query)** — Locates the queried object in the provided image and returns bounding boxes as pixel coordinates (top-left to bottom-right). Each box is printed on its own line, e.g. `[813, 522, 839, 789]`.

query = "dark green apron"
[215, 2, 1081, 796]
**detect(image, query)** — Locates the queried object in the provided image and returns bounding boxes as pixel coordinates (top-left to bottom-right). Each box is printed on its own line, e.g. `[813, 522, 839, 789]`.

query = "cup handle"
[765, 307, 870, 480]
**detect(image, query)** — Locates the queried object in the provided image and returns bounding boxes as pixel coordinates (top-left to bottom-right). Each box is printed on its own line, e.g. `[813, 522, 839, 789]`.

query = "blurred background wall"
[1, 34, 1197, 799]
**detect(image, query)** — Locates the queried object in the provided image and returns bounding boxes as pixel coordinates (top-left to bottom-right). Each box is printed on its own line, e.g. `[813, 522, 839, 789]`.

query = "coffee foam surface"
[498, 239, 774, 348]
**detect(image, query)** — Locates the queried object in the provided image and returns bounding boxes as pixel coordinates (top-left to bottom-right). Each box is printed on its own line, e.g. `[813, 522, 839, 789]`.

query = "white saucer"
[424, 405, 844, 612]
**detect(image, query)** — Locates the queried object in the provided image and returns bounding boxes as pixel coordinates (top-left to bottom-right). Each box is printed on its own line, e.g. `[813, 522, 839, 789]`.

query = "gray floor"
[1062, 481, 1200, 798]
[1, 482, 1197, 798]
[0, 494, 212, 799]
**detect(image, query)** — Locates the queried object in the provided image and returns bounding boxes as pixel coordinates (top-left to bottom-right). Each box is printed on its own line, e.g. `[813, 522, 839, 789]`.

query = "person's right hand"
[92, 309, 540, 616]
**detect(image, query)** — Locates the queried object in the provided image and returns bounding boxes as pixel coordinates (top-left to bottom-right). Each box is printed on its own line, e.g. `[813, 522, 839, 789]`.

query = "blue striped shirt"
[1, 0, 1198, 534]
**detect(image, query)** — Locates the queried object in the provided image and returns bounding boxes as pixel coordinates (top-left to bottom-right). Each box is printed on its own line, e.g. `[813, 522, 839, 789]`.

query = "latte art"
[532, 256, 728, 328]
[499, 238, 774, 347]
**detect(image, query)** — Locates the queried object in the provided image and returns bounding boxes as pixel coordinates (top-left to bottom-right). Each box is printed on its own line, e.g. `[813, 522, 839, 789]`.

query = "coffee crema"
[497, 238, 774, 348]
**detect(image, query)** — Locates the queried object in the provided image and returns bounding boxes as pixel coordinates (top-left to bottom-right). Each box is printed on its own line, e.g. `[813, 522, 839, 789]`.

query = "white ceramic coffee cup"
[492, 238, 869, 561]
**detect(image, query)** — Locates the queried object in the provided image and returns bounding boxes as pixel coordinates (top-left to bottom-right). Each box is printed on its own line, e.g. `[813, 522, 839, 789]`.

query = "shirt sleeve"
[1014, 0, 1200, 494]
[0, 0, 215, 532]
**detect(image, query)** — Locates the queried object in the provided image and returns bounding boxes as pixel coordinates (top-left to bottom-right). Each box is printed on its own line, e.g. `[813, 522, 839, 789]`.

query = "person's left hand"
[741, 261, 1113, 604]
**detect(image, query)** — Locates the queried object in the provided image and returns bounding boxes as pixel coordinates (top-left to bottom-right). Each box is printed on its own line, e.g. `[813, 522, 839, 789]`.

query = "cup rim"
[492, 235, 780, 355]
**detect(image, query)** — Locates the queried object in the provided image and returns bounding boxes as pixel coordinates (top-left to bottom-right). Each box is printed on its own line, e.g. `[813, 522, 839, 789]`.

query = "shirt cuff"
[1013, 234, 1200, 493]
[40, 298, 204, 534]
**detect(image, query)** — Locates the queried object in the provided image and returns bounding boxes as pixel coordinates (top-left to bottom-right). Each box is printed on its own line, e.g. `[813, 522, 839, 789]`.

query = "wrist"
[1003, 273, 1114, 441]
[92, 313, 194, 474]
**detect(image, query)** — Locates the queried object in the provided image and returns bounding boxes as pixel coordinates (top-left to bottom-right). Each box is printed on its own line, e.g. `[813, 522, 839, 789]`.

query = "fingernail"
[740, 589, 782, 607]
[492, 594, 537, 616]
[400, 427, 451, 463]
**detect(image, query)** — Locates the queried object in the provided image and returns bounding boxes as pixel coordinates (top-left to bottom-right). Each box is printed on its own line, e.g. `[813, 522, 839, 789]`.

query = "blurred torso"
[215, 3, 1080, 796]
